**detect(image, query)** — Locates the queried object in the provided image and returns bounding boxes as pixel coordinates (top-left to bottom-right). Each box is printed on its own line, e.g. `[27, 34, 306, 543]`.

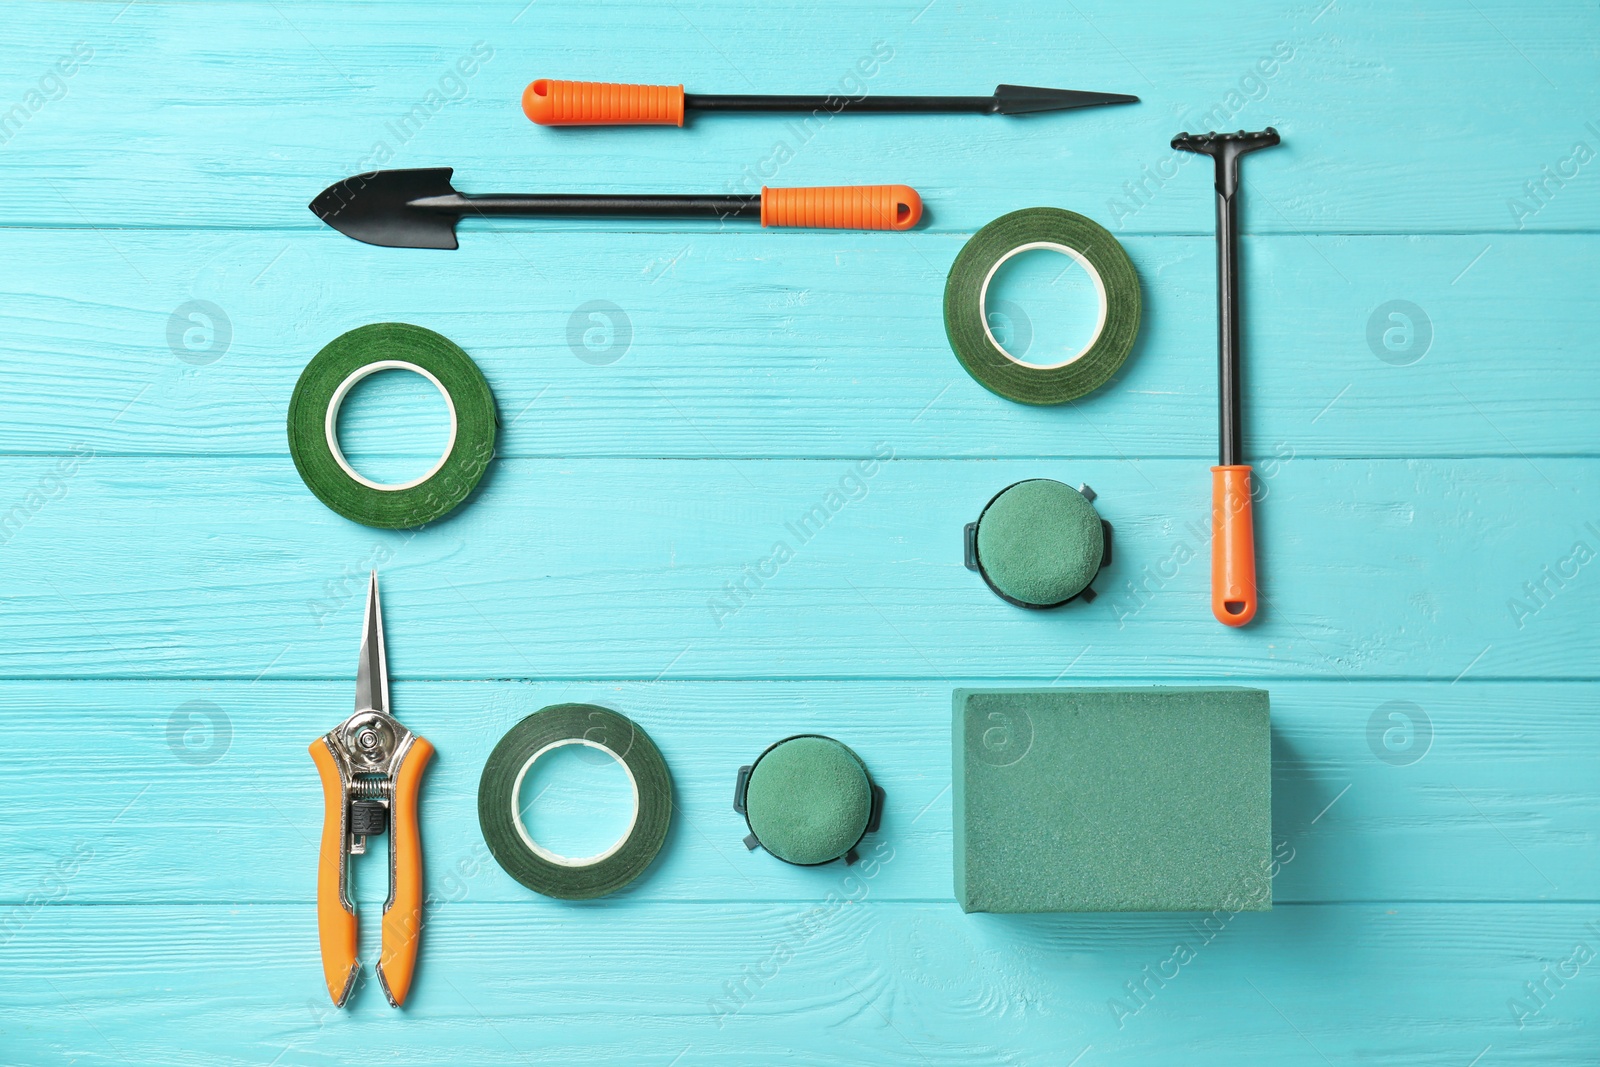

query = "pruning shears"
[309, 571, 433, 1007]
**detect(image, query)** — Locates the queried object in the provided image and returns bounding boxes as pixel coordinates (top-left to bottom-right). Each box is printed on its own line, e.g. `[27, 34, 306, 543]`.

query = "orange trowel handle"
[761, 186, 922, 231]
[311, 740, 359, 1007]
[1211, 465, 1258, 626]
[376, 736, 433, 1008]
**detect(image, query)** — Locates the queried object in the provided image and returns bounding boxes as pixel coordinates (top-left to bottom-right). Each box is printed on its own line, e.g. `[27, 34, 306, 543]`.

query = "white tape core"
[324, 360, 459, 492]
[979, 241, 1109, 370]
[510, 738, 641, 868]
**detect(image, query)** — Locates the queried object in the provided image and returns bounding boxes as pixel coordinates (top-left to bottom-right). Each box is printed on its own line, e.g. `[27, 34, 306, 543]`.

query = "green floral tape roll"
[943, 208, 1141, 405]
[287, 322, 497, 528]
[478, 704, 673, 900]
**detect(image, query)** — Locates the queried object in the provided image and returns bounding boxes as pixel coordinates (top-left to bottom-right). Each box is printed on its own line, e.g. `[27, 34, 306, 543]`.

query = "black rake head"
[1171, 127, 1281, 156]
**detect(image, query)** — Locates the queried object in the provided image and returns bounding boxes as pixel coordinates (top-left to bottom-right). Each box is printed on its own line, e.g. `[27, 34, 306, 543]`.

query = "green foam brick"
[952, 687, 1271, 913]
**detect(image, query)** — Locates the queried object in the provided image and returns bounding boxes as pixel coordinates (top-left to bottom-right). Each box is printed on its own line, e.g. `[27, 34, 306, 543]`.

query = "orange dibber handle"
[760, 185, 922, 231]
[377, 736, 432, 1008]
[311, 739, 359, 1007]
[1211, 465, 1258, 626]
[523, 79, 685, 126]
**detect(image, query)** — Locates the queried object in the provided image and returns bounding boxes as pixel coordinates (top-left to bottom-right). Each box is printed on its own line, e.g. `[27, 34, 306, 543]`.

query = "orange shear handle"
[377, 736, 433, 1008]
[310, 740, 359, 1007]
[1211, 465, 1258, 626]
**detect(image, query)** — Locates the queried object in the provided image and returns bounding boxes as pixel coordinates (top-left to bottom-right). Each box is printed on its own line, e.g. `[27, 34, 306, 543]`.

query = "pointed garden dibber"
[522, 80, 1139, 126]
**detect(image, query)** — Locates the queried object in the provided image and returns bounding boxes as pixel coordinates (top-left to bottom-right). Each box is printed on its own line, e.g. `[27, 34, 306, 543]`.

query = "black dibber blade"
[309, 167, 462, 250]
[992, 85, 1140, 115]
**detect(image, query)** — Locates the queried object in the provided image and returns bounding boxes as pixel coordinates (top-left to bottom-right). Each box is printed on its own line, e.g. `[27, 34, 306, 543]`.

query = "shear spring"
[351, 778, 392, 800]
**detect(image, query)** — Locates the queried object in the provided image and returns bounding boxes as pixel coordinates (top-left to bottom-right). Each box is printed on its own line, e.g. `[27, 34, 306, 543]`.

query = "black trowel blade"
[309, 167, 461, 249]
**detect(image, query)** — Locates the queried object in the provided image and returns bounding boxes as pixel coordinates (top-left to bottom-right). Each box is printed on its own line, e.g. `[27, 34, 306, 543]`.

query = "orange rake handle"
[761, 185, 921, 231]
[524, 79, 685, 126]
[311, 740, 359, 1007]
[377, 736, 432, 1008]
[1211, 465, 1258, 626]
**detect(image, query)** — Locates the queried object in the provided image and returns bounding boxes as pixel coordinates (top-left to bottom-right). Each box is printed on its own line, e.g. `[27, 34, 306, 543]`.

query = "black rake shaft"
[1171, 128, 1282, 467]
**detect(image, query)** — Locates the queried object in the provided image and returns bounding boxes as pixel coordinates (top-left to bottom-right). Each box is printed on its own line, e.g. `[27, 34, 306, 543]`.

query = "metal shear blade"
[355, 570, 388, 718]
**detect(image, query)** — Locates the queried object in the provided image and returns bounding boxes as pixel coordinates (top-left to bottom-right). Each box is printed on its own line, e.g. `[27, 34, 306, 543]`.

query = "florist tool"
[311, 572, 433, 1008]
[733, 735, 884, 866]
[953, 687, 1271, 913]
[310, 168, 922, 248]
[964, 479, 1111, 609]
[288, 323, 496, 529]
[943, 207, 1141, 405]
[1171, 127, 1281, 627]
[479, 705, 672, 899]
[523, 79, 1138, 126]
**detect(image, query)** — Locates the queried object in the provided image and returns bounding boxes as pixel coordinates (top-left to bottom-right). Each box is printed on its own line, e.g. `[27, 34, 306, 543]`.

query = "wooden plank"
[2, 902, 1595, 1064]
[0, 230, 1594, 458]
[0, 457, 1593, 680]
[0, 680, 1592, 905]
[0, 2, 1596, 235]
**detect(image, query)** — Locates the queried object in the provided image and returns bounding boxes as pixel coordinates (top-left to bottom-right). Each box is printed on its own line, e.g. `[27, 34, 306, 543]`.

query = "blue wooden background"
[2, 1, 1597, 1063]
